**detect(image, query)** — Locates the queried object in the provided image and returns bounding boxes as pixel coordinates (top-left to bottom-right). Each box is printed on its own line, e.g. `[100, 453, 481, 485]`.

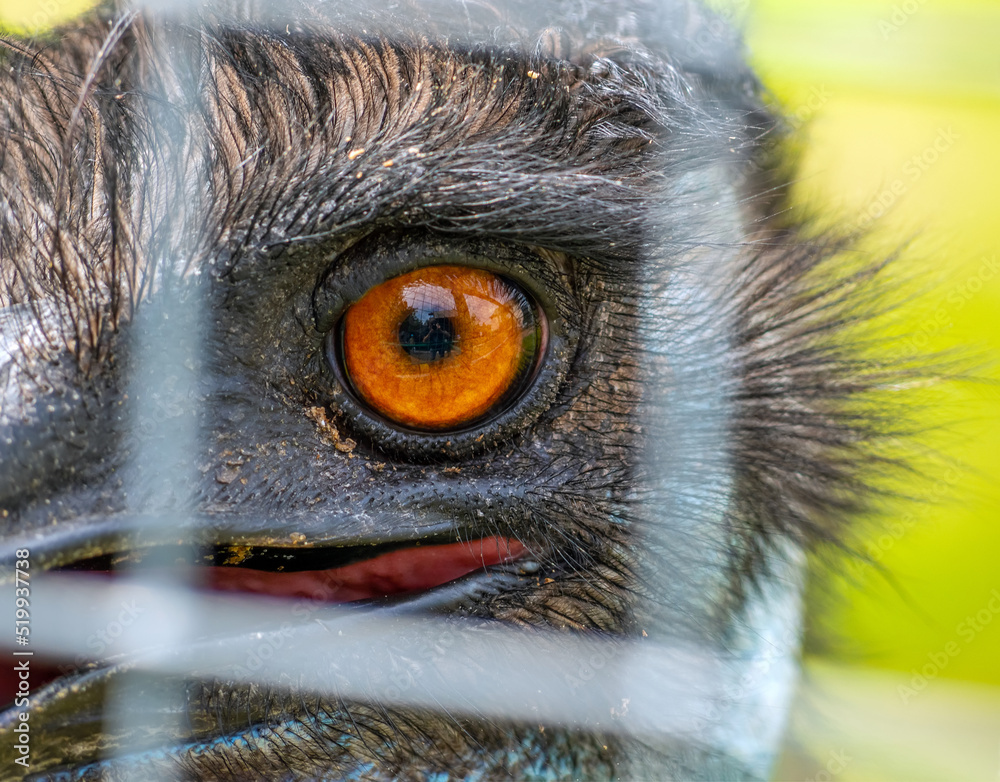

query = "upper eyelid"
[310, 233, 576, 336]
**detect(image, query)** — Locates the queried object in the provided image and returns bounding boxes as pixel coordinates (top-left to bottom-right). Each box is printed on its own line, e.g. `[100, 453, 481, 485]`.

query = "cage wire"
[1, 1, 805, 779]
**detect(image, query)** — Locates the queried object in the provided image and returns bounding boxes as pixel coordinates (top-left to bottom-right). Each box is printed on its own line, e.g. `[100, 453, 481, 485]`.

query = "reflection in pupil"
[398, 309, 456, 362]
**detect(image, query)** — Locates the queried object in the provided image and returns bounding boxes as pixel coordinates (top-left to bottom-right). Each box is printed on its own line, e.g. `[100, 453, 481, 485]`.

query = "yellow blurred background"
[3, 0, 998, 778]
[739, 0, 1000, 779]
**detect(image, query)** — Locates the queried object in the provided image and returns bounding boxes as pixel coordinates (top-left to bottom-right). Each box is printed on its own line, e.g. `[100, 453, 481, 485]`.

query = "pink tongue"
[207, 536, 525, 603]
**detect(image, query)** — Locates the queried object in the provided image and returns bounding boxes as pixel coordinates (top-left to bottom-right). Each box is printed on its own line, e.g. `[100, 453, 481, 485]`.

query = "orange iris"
[340, 265, 539, 430]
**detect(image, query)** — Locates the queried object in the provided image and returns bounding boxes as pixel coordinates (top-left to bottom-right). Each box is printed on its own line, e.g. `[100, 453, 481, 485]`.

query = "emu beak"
[0, 296, 540, 775]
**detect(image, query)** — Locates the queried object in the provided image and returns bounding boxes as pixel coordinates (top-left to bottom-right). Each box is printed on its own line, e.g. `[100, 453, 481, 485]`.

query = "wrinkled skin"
[0, 1, 889, 779]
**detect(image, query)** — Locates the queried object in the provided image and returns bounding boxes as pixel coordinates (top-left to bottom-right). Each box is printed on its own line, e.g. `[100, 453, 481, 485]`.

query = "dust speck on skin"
[221, 545, 252, 565]
[215, 466, 240, 484]
[111, 550, 145, 568]
[306, 406, 357, 453]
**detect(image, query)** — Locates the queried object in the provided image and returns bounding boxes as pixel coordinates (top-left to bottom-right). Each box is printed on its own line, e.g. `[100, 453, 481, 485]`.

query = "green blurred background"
[3, 0, 998, 778]
[738, 1, 1000, 779]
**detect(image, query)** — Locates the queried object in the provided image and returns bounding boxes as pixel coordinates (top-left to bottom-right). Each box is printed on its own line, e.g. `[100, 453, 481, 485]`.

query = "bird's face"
[0, 1, 880, 779]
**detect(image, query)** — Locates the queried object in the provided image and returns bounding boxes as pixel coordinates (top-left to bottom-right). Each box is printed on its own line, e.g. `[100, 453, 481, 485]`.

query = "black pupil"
[398, 309, 456, 362]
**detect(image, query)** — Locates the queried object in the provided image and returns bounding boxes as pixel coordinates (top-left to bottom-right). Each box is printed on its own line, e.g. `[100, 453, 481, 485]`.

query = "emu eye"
[336, 265, 544, 431]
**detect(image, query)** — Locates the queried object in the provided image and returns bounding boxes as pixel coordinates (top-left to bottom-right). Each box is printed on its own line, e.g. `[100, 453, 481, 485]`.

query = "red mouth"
[1, 536, 526, 706]
[205, 536, 525, 602]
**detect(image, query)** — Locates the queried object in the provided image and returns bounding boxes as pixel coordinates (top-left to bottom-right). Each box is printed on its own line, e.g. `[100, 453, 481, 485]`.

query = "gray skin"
[0, 1, 890, 779]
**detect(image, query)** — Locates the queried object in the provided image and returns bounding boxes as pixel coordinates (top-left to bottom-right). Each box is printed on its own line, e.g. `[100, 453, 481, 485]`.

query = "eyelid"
[312, 234, 566, 336]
